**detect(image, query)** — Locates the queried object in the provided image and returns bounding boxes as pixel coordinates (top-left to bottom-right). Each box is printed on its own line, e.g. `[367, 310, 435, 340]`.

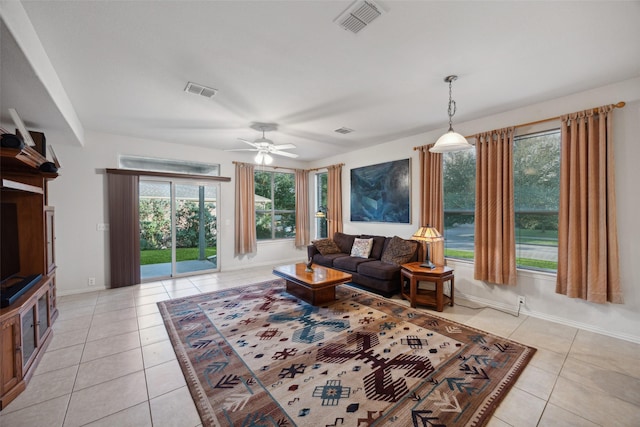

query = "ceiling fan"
[226, 124, 298, 164]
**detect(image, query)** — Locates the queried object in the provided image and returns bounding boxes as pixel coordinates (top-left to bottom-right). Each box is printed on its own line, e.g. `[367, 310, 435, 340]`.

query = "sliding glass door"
[140, 179, 219, 281]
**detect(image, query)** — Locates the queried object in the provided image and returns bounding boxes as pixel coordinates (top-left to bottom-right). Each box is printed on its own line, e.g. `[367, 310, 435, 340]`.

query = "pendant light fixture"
[429, 75, 473, 153]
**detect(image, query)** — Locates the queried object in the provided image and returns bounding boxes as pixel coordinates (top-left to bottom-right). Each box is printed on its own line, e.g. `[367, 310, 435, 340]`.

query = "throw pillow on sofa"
[351, 238, 374, 258]
[333, 232, 356, 253]
[381, 236, 418, 265]
[312, 238, 342, 255]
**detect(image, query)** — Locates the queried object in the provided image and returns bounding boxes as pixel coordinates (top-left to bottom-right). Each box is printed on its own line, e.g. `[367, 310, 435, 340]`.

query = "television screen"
[1, 202, 20, 282]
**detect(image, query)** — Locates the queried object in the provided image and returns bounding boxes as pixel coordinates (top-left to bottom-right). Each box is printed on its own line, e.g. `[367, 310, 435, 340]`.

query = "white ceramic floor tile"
[135, 293, 171, 306]
[82, 401, 152, 427]
[549, 376, 640, 426]
[2, 365, 78, 413]
[145, 359, 187, 399]
[52, 314, 94, 333]
[47, 327, 90, 352]
[35, 343, 84, 375]
[64, 371, 148, 427]
[138, 312, 164, 330]
[149, 386, 201, 427]
[141, 339, 177, 368]
[514, 364, 557, 401]
[463, 308, 527, 338]
[492, 387, 547, 427]
[0, 394, 69, 427]
[139, 324, 170, 346]
[91, 306, 137, 324]
[86, 316, 139, 342]
[81, 330, 141, 363]
[136, 302, 161, 316]
[538, 402, 601, 427]
[74, 347, 144, 391]
[560, 356, 640, 407]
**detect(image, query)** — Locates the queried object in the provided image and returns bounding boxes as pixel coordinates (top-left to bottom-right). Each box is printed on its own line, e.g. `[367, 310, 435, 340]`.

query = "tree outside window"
[442, 129, 560, 272]
[255, 170, 296, 240]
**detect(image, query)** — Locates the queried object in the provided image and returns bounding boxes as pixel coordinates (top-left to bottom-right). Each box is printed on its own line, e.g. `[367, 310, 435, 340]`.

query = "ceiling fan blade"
[225, 148, 259, 152]
[272, 144, 296, 150]
[271, 150, 299, 158]
[238, 138, 259, 148]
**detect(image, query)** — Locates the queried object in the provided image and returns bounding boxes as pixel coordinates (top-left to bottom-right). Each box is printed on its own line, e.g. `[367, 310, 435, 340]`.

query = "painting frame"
[350, 158, 411, 223]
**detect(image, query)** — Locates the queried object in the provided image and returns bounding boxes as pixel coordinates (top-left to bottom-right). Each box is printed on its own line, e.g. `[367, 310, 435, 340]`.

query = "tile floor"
[1, 265, 639, 426]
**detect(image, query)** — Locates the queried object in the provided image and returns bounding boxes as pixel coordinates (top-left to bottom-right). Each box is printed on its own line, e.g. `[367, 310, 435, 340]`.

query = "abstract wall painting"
[350, 158, 410, 223]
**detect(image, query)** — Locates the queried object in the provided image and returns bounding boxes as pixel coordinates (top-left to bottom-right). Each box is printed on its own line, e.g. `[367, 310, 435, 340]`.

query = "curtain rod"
[232, 161, 345, 172]
[413, 101, 626, 150]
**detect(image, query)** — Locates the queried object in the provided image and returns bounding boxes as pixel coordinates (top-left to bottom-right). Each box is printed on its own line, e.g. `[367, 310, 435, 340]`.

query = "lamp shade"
[429, 131, 473, 153]
[412, 225, 444, 242]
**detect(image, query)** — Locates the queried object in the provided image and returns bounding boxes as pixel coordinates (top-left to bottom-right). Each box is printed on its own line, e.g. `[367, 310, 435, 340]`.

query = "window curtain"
[556, 106, 622, 303]
[474, 127, 517, 285]
[235, 162, 257, 255]
[327, 164, 343, 238]
[295, 169, 310, 247]
[107, 172, 140, 287]
[417, 145, 444, 265]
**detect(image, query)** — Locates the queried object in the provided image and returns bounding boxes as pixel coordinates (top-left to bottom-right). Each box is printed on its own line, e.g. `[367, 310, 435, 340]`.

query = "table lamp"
[411, 225, 444, 269]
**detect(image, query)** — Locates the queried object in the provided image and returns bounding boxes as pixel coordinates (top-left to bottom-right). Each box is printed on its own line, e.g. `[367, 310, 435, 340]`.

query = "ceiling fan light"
[263, 154, 273, 165]
[429, 131, 473, 153]
[255, 152, 264, 164]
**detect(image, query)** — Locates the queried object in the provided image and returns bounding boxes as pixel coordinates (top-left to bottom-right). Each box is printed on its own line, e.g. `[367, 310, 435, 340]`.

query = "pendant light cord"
[447, 78, 457, 132]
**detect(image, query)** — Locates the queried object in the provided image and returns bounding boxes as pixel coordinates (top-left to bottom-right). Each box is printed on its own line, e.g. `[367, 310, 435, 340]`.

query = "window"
[254, 170, 296, 240]
[513, 130, 560, 271]
[315, 172, 328, 239]
[442, 149, 476, 261]
[442, 129, 560, 272]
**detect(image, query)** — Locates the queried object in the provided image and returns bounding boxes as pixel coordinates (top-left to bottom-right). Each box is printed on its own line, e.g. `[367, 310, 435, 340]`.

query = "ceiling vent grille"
[335, 1, 383, 34]
[184, 82, 218, 99]
[334, 127, 355, 134]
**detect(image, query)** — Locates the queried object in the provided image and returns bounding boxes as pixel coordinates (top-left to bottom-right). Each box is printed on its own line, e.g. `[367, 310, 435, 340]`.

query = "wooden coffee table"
[273, 263, 352, 305]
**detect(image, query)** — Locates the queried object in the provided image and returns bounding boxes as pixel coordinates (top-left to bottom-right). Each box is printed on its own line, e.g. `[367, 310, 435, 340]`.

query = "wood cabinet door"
[0, 316, 22, 396]
[45, 207, 55, 275]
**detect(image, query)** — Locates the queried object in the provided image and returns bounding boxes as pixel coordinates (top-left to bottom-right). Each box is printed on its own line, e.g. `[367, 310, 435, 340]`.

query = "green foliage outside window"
[139, 199, 217, 250]
[255, 171, 296, 240]
[442, 130, 561, 272]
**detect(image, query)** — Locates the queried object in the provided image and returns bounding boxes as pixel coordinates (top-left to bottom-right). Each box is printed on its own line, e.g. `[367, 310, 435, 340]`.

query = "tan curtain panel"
[107, 173, 141, 287]
[295, 169, 310, 247]
[474, 127, 517, 285]
[327, 164, 343, 238]
[417, 145, 444, 266]
[234, 162, 257, 255]
[556, 106, 622, 303]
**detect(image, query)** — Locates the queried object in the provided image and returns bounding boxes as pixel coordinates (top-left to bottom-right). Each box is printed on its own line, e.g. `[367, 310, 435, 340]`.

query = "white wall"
[49, 132, 309, 295]
[49, 77, 640, 343]
[309, 77, 640, 343]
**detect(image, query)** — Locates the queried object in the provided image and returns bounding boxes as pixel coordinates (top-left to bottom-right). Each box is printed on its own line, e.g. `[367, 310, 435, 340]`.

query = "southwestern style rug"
[158, 279, 535, 427]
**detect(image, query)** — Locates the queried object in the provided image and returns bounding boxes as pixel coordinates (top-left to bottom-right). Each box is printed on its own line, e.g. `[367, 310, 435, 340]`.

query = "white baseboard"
[455, 291, 640, 344]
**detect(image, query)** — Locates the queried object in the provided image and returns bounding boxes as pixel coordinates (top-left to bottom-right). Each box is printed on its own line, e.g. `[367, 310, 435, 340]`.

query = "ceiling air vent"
[184, 82, 218, 99]
[334, 127, 355, 134]
[335, 1, 383, 34]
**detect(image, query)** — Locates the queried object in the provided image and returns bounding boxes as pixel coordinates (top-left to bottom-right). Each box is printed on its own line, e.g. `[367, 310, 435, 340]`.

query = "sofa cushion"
[357, 260, 401, 281]
[359, 235, 387, 259]
[333, 255, 373, 271]
[350, 238, 374, 258]
[381, 236, 418, 265]
[312, 238, 342, 255]
[333, 232, 356, 254]
[313, 253, 349, 268]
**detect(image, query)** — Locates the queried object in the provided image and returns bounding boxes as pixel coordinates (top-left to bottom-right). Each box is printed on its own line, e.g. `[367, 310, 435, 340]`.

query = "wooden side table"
[400, 263, 454, 312]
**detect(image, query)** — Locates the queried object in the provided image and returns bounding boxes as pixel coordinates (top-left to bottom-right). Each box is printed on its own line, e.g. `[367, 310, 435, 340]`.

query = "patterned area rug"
[158, 279, 535, 426]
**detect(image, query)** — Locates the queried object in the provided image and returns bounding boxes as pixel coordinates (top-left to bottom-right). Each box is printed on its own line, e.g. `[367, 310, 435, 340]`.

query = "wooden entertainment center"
[0, 144, 58, 409]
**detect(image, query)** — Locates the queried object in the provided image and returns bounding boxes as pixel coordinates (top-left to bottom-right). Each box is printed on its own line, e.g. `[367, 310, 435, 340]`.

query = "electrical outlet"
[88, 277, 96, 286]
[517, 296, 526, 305]
[97, 223, 110, 231]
